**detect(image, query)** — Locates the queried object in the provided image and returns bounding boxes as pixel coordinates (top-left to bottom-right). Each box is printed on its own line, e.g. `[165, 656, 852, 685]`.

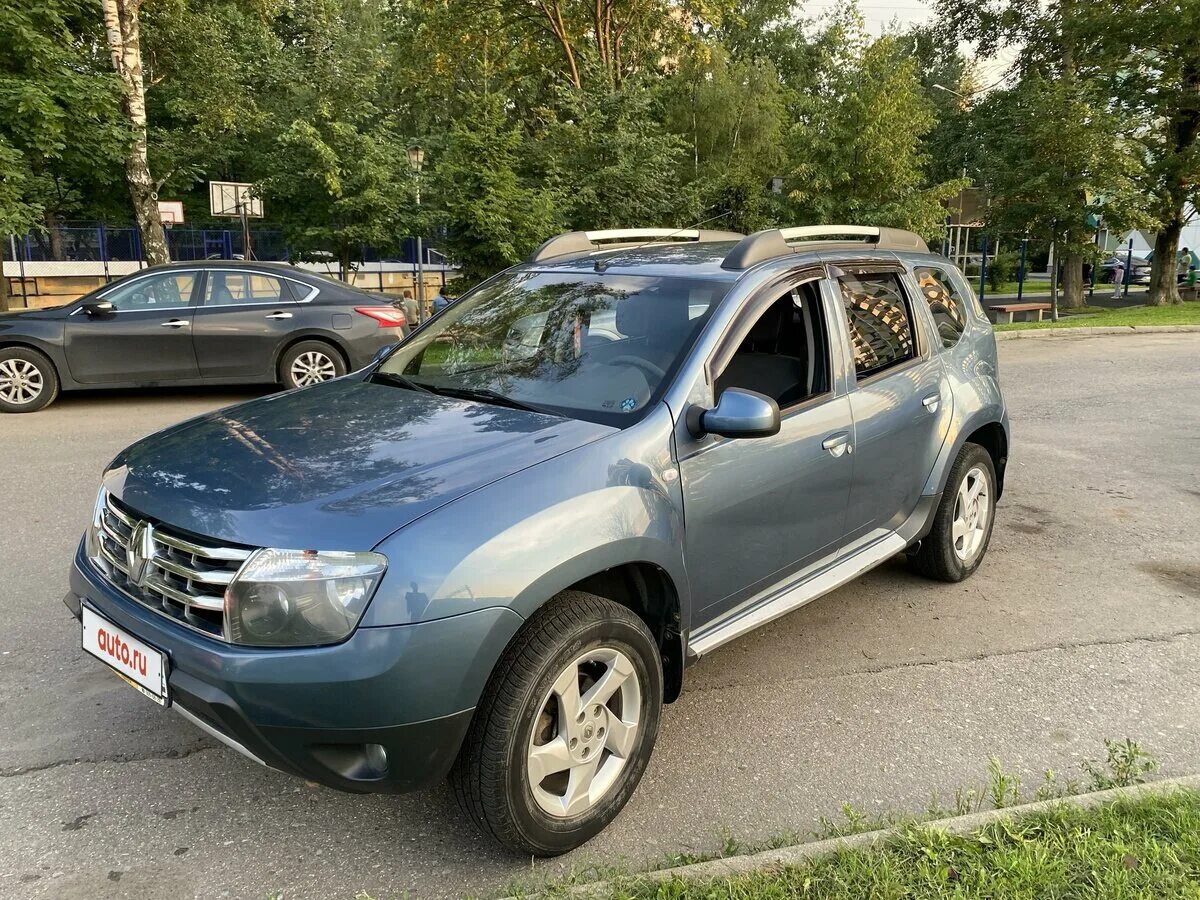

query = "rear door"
[833, 264, 952, 542]
[191, 269, 306, 378]
[63, 270, 201, 384]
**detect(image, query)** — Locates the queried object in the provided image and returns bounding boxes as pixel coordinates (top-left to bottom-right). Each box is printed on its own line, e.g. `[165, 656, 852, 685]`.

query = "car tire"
[0, 346, 60, 413]
[279, 341, 347, 390]
[908, 442, 997, 583]
[450, 591, 664, 856]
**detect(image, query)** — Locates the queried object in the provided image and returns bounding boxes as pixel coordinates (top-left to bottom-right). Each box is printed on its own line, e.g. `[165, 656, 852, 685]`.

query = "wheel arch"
[925, 411, 1009, 500]
[0, 339, 66, 382]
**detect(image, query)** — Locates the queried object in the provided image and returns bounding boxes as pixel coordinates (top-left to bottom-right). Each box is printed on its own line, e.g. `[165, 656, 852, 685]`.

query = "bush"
[987, 251, 1017, 291]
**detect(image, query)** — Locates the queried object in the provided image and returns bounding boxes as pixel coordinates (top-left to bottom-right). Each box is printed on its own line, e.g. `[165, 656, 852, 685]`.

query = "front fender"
[361, 403, 688, 628]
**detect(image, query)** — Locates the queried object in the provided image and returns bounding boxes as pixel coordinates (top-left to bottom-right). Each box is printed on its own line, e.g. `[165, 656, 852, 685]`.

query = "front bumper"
[67, 544, 523, 793]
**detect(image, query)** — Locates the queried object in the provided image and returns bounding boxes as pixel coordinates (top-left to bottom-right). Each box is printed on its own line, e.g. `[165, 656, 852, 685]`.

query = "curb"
[995, 324, 1200, 340]
[533, 775, 1200, 898]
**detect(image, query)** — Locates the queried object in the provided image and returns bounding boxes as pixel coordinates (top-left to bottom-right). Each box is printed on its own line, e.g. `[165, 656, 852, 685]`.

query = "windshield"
[376, 270, 730, 426]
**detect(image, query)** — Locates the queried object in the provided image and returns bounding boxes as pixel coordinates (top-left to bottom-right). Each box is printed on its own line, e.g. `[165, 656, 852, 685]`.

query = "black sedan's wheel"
[0, 347, 59, 413]
[279, 341, 346, 389]
[451, 592, 663, 856]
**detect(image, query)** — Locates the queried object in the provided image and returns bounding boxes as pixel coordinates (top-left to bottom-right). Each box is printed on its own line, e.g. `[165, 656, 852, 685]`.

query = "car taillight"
[355, 306, 407, 328]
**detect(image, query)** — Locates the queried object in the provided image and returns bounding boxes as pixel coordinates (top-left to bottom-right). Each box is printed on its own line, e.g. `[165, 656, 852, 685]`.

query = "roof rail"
[721, 225, 929, 270]
[528, 228, 745, 264]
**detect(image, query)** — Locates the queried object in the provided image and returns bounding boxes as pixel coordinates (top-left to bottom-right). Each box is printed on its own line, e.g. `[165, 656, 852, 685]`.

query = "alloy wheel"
[0, 359, 44, 405]
[527, 647, 642, 818]
[290, 351, 337, 386]
[952, 465, 990, 562]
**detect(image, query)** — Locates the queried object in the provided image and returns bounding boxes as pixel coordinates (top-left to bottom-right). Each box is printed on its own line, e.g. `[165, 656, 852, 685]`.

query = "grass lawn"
[994, 300, 1200, 331]
[585, 790, 1200, 899]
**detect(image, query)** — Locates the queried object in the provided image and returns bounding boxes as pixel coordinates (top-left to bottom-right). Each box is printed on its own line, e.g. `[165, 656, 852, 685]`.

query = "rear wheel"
[908, 442, 996, 582]
[279, 341, 346, 389]
[0, 347, 59, 413]
[450, 592, 663, 856]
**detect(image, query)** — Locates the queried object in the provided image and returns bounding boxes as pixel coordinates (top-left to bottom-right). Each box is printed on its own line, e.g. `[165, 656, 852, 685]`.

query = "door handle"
[921, 392, 940, 414]
[265, 311, 294, 320]
[822, 432, 852, 458]
[160, 319, 189, 328]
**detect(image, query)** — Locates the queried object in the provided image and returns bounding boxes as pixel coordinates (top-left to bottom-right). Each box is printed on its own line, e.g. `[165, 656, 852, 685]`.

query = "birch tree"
[101, 0, 169, 264]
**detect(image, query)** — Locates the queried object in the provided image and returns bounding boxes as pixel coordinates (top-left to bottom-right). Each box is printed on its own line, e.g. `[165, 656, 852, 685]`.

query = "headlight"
[224, 549, 388, 647]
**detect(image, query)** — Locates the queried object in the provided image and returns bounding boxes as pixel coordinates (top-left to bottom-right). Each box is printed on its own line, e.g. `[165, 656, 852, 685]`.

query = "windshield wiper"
[426, 385, 554, 415]
[368, 371, 434, 393]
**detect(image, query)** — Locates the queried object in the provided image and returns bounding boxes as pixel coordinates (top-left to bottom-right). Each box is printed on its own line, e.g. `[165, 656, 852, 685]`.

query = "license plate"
[82, 606, 169, 706]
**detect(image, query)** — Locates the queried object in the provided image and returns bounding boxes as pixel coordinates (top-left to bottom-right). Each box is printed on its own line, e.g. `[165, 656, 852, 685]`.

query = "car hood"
[104, 378, 615, 549]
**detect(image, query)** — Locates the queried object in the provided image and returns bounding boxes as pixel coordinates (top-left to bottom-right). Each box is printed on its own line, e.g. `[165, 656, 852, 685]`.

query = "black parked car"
[0, 261, 408, 412]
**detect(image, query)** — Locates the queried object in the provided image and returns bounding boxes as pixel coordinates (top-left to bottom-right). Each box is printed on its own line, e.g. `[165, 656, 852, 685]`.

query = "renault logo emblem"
[125, 521, 156, 587]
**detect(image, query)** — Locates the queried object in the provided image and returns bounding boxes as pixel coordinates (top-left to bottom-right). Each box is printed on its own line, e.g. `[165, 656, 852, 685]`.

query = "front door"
[63, 270, 201, 384]
[678, 275, 855, 623]
[191, 270, 302, 378]
[834, 267, 952, 542]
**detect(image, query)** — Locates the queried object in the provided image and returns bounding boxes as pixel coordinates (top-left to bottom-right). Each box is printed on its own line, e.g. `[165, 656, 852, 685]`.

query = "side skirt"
[688, 532, 907, 657]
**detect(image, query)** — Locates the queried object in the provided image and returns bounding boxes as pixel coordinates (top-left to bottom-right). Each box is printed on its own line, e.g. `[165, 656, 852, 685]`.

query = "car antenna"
[594, 210, 733, 273]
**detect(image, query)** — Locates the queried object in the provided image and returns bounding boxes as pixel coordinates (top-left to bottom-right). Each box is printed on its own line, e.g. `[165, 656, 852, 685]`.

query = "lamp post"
[407, 145, 426, 323]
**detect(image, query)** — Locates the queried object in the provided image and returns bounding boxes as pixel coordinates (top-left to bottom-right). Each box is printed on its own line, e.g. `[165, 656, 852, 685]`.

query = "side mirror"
[695, 388, 781, 439]
[371, 343, 397, 365]
[81, 300, 115, 317]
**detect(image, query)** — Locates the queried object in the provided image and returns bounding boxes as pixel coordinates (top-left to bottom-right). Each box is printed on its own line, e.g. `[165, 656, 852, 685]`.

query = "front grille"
[92, 492, 254, 639]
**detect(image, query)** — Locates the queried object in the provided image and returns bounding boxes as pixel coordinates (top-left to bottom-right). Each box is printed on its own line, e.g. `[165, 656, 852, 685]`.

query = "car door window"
[839, 272, 916, 379]
[102, 272, 197, 311]
[715, 280, 831, 409]
[912, 266, 971, 347]
[204, 272, 293, 306]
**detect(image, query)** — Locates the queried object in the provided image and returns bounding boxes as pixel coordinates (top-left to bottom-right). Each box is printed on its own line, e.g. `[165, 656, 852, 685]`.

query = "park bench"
[988, 302, 1051, 324]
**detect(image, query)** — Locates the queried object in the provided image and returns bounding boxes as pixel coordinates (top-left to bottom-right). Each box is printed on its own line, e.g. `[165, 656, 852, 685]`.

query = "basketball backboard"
[209, 181, 264, 218]
[157, 200, 185, 226]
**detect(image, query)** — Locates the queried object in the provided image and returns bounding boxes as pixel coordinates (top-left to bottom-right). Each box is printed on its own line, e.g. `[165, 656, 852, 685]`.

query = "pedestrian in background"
[432, 289, 449, 314]
[399, 288, 419, 329]
[1112, 261, 1124, 298]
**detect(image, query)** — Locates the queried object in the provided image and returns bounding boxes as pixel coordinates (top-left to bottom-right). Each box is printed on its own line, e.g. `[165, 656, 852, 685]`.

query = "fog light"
[364, 743, 388, 777]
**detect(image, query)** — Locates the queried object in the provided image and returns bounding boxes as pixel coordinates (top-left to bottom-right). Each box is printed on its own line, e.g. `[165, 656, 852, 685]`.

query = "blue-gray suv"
[66, 225, 1009, 855]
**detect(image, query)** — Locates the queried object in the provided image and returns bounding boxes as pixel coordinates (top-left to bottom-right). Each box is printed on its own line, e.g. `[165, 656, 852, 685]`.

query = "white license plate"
[82, 606, 169, 706]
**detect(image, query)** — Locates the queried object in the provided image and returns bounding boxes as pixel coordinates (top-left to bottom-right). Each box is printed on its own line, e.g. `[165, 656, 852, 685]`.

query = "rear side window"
[913, 266, 971, 347]
[204, 272, 294, 306]
[838, 272, 915, 379]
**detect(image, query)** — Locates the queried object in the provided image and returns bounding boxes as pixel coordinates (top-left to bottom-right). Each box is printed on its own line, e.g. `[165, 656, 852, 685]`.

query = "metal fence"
[2, 222, 452, 308]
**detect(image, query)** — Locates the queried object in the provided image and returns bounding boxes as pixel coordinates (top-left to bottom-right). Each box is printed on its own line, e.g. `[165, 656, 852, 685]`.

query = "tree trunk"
[1060, 252, 1086, 309]
[0, 239, 10, 312]
[44, 209, 64, 261]
[101, 0, 169, 266]
[1149, 220, 1183, 305]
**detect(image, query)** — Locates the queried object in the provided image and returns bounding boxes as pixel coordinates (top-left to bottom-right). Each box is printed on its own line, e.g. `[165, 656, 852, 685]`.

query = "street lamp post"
[407, 145, 426, 324]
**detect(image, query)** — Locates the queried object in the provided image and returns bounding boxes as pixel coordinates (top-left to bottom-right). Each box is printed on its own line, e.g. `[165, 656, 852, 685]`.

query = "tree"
[431, 93, 560, 284]
[0, 0, 127, 262]
[934, 0, 1148, 307]
[969, 75, 1146, 307]
[102, 0, 170, 264]
[1081, 0, 1200, 304]
[786, 29, 963, 238]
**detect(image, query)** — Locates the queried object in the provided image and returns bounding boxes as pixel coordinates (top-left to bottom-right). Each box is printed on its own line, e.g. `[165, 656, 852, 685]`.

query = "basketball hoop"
[157, 201, 185, 228]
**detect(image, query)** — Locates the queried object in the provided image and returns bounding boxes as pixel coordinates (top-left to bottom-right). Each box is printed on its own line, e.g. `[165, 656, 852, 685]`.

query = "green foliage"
[987, 250, 1017, 290]
[0, 0, 127, 231]
[1083, 738, 1161, 790]
[431, 93, 560, 284]
[786, 29, 965, 239]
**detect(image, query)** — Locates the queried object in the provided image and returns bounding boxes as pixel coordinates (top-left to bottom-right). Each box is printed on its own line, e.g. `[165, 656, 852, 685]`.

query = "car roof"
[519, 241, 953, 281]
[131, 259, 367, 291]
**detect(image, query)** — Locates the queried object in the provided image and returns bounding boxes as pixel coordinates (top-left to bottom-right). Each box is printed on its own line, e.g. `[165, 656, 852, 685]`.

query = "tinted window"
[839, 272, 915, 378]
[204, 272, 293, 306]
[378, 271, 729, 427]
[914, 266, 969, 347]
[103, 272, 196, 311]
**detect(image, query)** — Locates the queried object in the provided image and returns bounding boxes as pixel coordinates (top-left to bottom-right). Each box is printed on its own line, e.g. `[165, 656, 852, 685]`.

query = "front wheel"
[908, 442, 997, 582]
[450, 592, 663, 856]
[0, 346, 60, 413]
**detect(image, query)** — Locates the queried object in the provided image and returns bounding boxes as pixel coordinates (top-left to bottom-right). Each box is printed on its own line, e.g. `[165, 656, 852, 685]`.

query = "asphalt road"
[2, 334, 1199, 900]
